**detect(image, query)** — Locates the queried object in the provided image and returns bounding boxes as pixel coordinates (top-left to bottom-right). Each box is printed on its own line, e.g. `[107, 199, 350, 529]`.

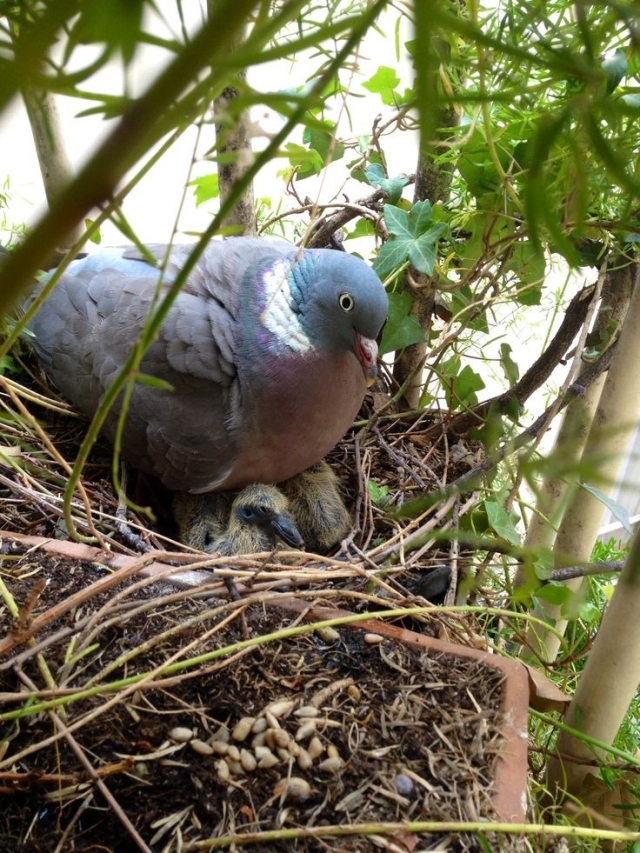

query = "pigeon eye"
[338, 292, 355, 313]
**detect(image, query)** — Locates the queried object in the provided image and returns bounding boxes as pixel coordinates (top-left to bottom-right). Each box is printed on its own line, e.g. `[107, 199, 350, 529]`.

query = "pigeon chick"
[279, 462, 351, 552]
[174, 483, 304, 555]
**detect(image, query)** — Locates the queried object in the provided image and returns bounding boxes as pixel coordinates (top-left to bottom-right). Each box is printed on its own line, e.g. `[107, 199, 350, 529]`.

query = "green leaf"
[581, 483, 633, 534]
[409, 228, 446, 274]
[442, 361, 486, 410]
[533, 548, 555, 581]
[362, 65, 400, 106]
[364, 163, 408, 204]
[535, 583, 571, 606]
[373, 202, 446, 278]
[68, 0, 146, 64]
[345, 219, 376, 240]
[367, 480, 389, 507]
[499, 343, 520, 386]
[506, 241, 545, 304]
[301, 126, 344, 178]
[373, 239, 411, 279]
[379, 292, 423, 355]
[284, 142, 324, 178]
[190, 174, 220, 207]
[383, 204, 413, 239]
[484, 500, 521, 545]
[136, 373, 174, 391]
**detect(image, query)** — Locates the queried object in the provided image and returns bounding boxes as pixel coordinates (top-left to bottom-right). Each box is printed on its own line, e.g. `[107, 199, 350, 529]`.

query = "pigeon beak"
[273, 514, 305, 549]
[354, 333, 379, 387]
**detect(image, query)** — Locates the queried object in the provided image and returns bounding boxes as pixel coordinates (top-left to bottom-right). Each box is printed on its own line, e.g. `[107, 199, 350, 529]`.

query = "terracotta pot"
[273, 597, 529, 825]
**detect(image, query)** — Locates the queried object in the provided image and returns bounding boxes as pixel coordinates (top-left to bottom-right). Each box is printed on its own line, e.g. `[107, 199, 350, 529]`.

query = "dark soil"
[0, 551, 508, 852]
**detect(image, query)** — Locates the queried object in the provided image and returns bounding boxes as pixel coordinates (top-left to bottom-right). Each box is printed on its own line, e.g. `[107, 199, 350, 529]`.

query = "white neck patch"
[260, 259, 313, 353]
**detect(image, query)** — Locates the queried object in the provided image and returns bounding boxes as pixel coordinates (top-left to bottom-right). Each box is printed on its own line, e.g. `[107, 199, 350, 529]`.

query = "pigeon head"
[251, 247, 387, 385]
[232, 483, 304, 550]
[289, 250, 388, 384]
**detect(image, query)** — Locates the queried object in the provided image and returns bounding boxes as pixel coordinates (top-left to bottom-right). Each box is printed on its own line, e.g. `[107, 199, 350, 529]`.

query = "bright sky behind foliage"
[0, 3, 415, 247]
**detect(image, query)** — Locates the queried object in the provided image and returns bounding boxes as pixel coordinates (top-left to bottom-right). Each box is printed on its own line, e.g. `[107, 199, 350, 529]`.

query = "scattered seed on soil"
[191, 739, 214, 756]
[231, 717, 255, 742]
[168, 727, 193, 743]
[274, 776, 312, 803]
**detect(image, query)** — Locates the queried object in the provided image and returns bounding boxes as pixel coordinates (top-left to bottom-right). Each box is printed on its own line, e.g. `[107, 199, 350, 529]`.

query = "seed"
[190, 739, 214, 756]
[297, 748, 313, 770]
[240, 749, 257, 771]
[168, 727, 193, 743]
[347, 685, 361, 702]
[265, 699, 294, 719]
[318, 756, 344, 773]
[251, 717, 267, 734]
[327, 744, 340, 760]
[227, 759, 243, 775]
[276, 747, 291, 761]
[316, 626, 340, 643]
[257, 752, 279, 769]
[273, 729, 290, 749]
[210, 740, 229, 756]
[216, 759, 230, 782]
[294, 705, 320, 719]
[265, 711, 280, 730]
[295, 721, 317, 742]
[308, 736, 324, 760]
[364, 632, 383, 645]
[251, 732, 267, 748]
[232, 717, 255, 742]
[227, 745, 240, 762]
[274, 776, 312, 803]
[212, 726, 230, 743]
[254, 745, 275, 761]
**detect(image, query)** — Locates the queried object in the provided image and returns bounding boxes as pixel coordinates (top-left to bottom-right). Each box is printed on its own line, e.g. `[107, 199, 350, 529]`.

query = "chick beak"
[273, 514, 305, 549]
[354, 332, 379, 387]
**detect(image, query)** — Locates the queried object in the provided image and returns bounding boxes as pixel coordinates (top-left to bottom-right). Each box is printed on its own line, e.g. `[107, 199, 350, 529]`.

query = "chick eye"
[338, 292, 355, 312]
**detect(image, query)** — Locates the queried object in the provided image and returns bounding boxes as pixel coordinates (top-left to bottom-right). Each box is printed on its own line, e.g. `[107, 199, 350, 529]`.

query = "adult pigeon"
[25, 238, 387, 494]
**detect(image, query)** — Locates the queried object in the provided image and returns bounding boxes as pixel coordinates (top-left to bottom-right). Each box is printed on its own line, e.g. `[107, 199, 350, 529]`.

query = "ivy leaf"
[190, 174, 219, 206]
[379, 291, 423, 355]
[285, 143, 323, 178]
[364, 163, 408, 204]
[383, 204, 414, 239]
[484, 500, 521, 546]
[373, 201, 447, 278]
[300, 126, 344, 179]
[362, 65, 401, 106]
[409, 230, 446, 274]
[442, 360, 485, 410]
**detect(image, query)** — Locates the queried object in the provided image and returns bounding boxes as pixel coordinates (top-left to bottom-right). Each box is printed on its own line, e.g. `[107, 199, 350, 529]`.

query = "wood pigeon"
[279, 461, 351, 552]
[25, 238, 388, 494]
[174, 460, 350, 554]
[174, 483, 304, 554]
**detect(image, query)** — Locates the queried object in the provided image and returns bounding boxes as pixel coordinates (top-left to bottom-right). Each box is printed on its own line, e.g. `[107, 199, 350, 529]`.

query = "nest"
[0, 363, 527, 852]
